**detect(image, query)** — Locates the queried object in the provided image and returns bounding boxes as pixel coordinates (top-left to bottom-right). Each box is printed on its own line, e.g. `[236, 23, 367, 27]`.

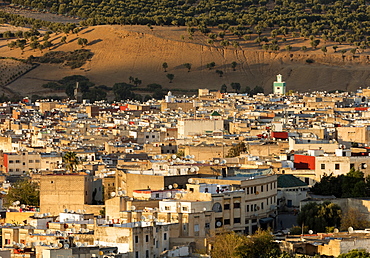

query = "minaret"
[273, 74, 286, 95]
[74, 82, 79, 101]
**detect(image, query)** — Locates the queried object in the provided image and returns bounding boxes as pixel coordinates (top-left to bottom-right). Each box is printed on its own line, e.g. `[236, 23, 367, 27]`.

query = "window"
[22, 162, 25, 165]
[165, 206, 170, 211]
[50, 181, 54, 184]
[9, 169, 13, 172]
[234, 202, 240, 209]
[146, 250, 149, 258]
[234, 218, 241, 224]
[205, 223, 210, 229]
[246, 205, 249, 212]
[135, 251, 139, 258]
[261, 185, 264, 192]
[182, 207, 188, 211]
[5, 239, 10, 245]
[194, 224, 199, 232]
[9, 160, 13, 163]
[35, 160, 40, 163]
[246, 188, 249, 194]
[15, 169, 20, 172]
[135, 236, 139, 243]
[362, 163, 367, 169]
[146, 235, 149, 242]
[321, 164, 325, 169]
[335, 164, 340, 170]
[146, 135, 149, 138]
[152, 135, 155, 138]
[164, 233, 167, 240]
[156, 193, 160, 198]
[205, 188, 209, 193]
[261, 202, 264, 210]
[224, 219, 230, 225]
[29, 160, 33, 163]
[15, 160, 20, 163]
[224, 204, 230, 210]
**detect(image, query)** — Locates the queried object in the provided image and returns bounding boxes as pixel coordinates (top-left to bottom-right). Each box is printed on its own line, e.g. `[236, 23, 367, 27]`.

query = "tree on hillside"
[321, 46, 327, 55]
[61, 36, 67, 44]
[333, 45, 338, 52]
[231, 61, 237, 71]
[63, 151, 80, 173]
[210, 231, 244, 258]
[133, 77, 142, 87]
[4, 179, 39, 207]
[220, 84, 227, 93]
[162, 62, 168, 72]
[77, 38, 88, 48]
[166, 73, 174, 83]
[297, 201, 341, 233]
[231, 82, 241, 93]
[183, 63, 192, 72]
[216, 70, 223, 77]
[206, 62, 216, 70]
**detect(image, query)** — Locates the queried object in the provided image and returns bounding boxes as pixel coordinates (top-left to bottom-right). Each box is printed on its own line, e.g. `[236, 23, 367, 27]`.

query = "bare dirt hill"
[1, 25, 370, 97]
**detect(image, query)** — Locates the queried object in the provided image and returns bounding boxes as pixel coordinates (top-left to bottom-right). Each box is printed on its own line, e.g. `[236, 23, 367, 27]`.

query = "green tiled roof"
[277, 174, 308, 188]
[210, 111, 221, 116]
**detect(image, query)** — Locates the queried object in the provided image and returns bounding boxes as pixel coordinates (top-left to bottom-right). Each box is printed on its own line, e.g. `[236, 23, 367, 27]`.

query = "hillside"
[1, 25, 370, 98]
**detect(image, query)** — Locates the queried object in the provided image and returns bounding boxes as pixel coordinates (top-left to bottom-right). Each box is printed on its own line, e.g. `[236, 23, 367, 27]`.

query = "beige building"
[177, 118, 224, 139]
[40, 174, 103, 215]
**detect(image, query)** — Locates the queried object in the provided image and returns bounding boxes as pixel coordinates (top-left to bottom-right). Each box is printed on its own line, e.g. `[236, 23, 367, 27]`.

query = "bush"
[306, 58, 314, 63]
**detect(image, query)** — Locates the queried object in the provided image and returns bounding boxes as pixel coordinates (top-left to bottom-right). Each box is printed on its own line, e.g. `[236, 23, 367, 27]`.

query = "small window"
[146, 135, 149, 138]
[182, 206, 188, 211]
[9, 160, 13, 163]
[321, 164, 325, 169]
[50, 181, 54, 184]
[35, 160, 40, 163]
[146, 250, 149, 258]
[246, 205, 249, 212]
[29, 160, 33, 163]
[145, 235, 149, 242]
[135, 236, 139, 243]
[261, 185, 264, 192]
[234, 202, 240, 209]
[165, 206, 170, 210]
[135, 251, 139, 258]
[224, 204, 230, 210]
[224, 219, 230, 225]
[164, 233, 167, 240]
[15, 160, 20, 163]
[335, 164, 340, 170]
[234, 218, 241, 224]
[152, 135, 155, 138]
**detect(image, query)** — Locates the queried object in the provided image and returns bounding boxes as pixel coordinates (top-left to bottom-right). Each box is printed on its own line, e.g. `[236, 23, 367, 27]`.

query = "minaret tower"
[273, 74, 286, 95]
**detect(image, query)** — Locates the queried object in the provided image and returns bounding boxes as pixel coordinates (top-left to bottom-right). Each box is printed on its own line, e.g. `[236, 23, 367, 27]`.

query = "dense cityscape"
[0, 76, 368, 257]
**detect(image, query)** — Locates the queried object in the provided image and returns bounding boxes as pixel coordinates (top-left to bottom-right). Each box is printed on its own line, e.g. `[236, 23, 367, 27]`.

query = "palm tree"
[62, 152, 80, 173]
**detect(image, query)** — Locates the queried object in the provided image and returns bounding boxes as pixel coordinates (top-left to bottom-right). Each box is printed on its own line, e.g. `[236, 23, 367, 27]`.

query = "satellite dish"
[188, 178, 194, 183]
[166, 192, 171, 198]
[118, 191, 123, 196]
[171, 154, 177, 159]
[194, 167, 199, 172]
[203, 207, 207, 211]
[334, 228, 339, 233]
[308, 230, 313, 234]
[76, 242, 82, 247]
[131, 205, 136, 211]
[168, 185, 173, 189]
[190, 167, 195, 173]
[110, 192, 116, 197]
[15, 201, 20, 205]
[214, 159, 220, 164]
[195, 180, 200, 185]
[173, 183, 178, 189]
[19, 243, 25, 249]
[64, 244, 70, 249]
[348, 227, 354, 233]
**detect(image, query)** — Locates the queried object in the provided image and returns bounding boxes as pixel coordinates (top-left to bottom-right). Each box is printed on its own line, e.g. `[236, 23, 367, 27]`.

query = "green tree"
[206, 62, 216, 70]
[236, 229, 281, 258]
[220, 84, 227, 93]
[62, 151, 80, 173]
[183, 63, 192, 72]
[43, 40, 52, 50]
[231, 61, 237, 71]
[285, 45, 292, 51]
[5, 179, 40, 207]
[216, 70, 223, 77]
[338, 249, 370, 258]
[321, 46, 327, 55]
[227, 142, 247, 157]
[231, 82, 241, 93]
[297, 201, 341, 233]
[61, 36, 67, 44]
[162, 62, 168, 72]
[210, 231, 244, 258]
[166, 73, 174, 83]
[341, 207, 370, 231]
[333, 45, 338, 52]
[77, 38, 88, 48]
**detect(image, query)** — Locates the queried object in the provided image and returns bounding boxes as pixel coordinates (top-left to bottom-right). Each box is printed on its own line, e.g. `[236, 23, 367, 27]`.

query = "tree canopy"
[311, 168, 370, 198]
[5, 179, 40, 207]
[297, 201, 341, 233]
